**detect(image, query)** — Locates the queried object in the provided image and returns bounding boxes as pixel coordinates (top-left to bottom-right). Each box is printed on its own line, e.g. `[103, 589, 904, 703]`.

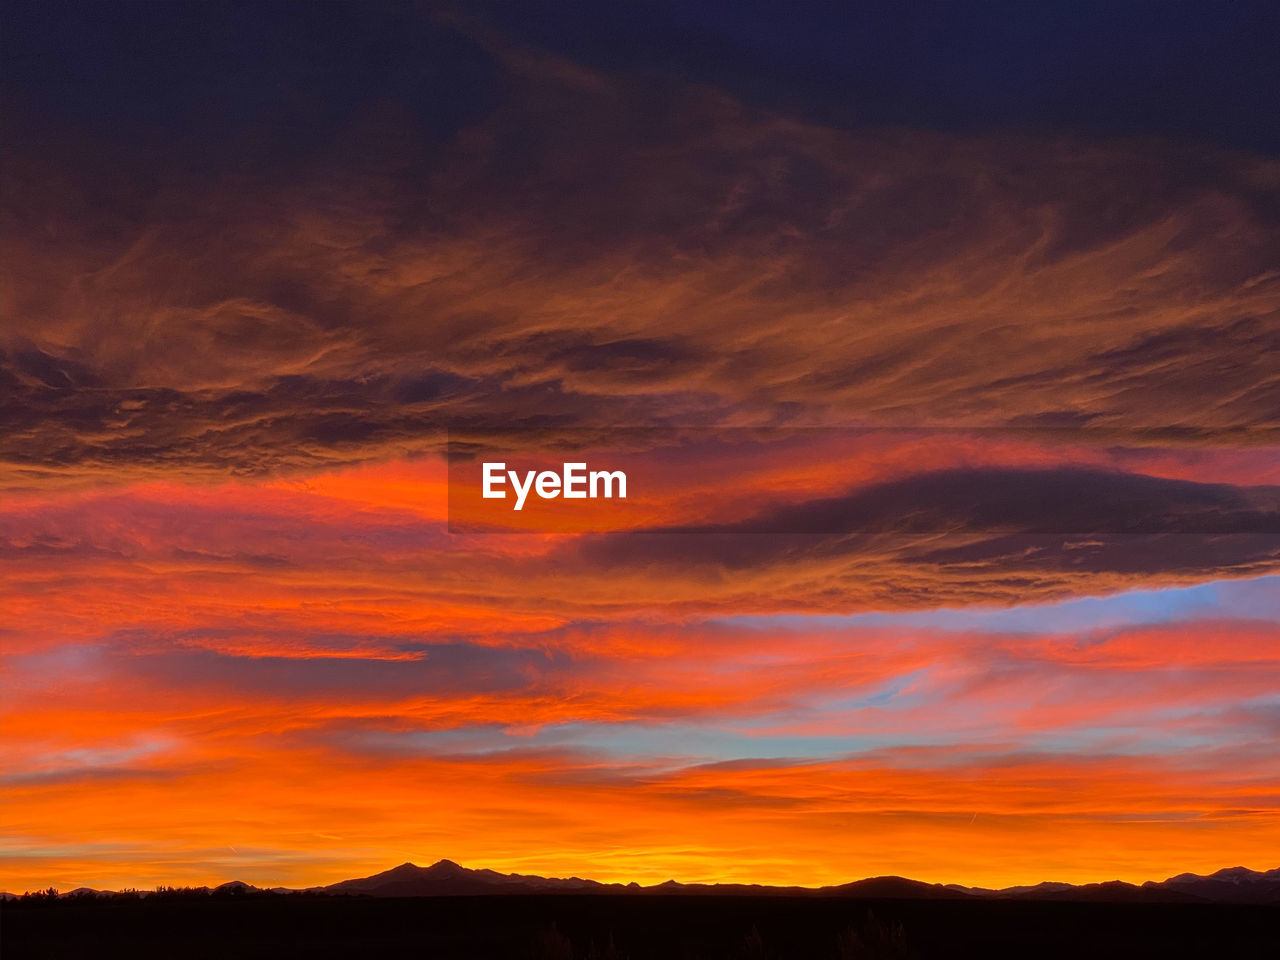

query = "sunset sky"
[2, 2, 1278, 893]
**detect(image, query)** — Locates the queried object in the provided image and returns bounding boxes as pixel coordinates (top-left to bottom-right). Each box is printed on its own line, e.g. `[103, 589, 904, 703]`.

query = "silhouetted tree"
[740, 923, 767, 960]
[838, 909, 913, 959]
[532, 921, 574, 960]
[584, 933, 627, 960]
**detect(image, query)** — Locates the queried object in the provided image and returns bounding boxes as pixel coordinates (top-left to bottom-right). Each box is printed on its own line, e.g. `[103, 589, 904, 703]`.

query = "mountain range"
[9, 862, 1279, 904]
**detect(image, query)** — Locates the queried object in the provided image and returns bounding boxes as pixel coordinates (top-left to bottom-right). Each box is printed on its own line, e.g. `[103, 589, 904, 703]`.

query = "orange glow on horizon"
[2, 456, 1277, 893]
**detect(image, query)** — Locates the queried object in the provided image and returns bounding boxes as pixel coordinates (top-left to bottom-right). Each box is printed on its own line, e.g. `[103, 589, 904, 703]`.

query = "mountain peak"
[1165, 866, 1265, 885]
[355, 862, 429, 882]
[1210, 866, 1259, 882]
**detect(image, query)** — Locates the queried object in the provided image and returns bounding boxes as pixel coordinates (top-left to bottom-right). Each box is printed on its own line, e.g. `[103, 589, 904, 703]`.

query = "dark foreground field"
[4, 895, 1278, 959]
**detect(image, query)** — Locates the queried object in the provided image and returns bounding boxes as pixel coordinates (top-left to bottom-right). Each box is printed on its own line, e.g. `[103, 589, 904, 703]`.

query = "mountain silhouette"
[320, 860, 608, 897]
[1149, 866, 1280, 904]
[305, 863, 981, 899]
[299, 861, 1280, 903]
[826, 876, 971, 899]
[9, 862, 1279, 903]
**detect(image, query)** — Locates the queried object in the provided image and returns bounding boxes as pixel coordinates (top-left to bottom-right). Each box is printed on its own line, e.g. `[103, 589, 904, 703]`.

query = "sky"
[1, 1, 1278, 892]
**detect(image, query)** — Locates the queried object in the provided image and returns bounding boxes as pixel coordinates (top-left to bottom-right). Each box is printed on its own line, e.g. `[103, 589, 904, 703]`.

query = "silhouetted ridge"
[1151, 866, 1280, 904]
[308, 862, 1280, 903]
[9, 863, 1279, 903]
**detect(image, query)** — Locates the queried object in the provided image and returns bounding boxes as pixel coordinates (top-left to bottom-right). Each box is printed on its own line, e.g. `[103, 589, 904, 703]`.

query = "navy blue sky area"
[4, 1, 1279, 160]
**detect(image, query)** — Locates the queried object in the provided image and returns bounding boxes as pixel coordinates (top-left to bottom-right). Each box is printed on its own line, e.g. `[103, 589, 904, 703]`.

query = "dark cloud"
[4, 32, 1279, 485]
[121, 641, 566, 699]
[627, 467, 1280, 536]
[555, 468, 1280, 611]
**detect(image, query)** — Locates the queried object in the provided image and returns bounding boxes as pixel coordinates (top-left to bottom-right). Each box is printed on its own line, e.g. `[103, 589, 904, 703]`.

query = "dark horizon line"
[8, 858, 1279, 902]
